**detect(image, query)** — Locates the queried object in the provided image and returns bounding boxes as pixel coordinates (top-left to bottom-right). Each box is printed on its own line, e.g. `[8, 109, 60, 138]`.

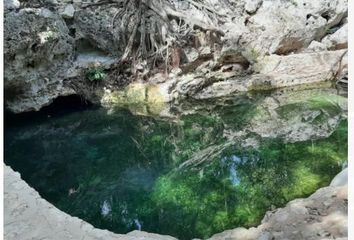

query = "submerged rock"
[209, 184, 347, 240]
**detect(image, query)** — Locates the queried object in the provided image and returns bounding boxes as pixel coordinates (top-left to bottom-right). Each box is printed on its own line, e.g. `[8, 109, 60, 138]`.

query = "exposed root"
[84, 0, 230, 80]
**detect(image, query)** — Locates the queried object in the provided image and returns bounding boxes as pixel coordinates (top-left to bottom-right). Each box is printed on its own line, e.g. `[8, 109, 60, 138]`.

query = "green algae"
[4, 89, 347, 239]
[149, 120, 347, 238]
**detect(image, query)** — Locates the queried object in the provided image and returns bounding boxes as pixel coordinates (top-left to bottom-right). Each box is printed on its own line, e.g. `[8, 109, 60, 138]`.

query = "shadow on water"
[4, 94, 94, 127]
[4, 88, 348, 239]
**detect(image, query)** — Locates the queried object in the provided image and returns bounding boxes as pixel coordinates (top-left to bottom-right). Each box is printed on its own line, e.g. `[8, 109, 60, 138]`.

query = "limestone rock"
[322, 23, 348, 50]
[331, 168, 348, 187]
[4, 0, 20, 11]
[245, 0, 262, 14]
[253, 49, 348, 88]
[240, 0, 347, 55]
[61, 4, 75, 19]
[192, 50, 347, 100]
[3, 0, 349, 113]
[4, 165, 177, 240]
[4, 8, 75, 113]
[307, 40, 328, 52]
[74, 6, 122, 55]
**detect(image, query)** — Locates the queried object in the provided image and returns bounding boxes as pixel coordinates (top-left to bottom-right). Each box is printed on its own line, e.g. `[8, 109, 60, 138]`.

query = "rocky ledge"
[4, 165, 177, 240]
[4, 165, 347, 240]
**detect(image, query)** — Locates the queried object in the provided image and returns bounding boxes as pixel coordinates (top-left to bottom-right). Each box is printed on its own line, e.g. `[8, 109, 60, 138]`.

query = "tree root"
[86, 0, 231, 80]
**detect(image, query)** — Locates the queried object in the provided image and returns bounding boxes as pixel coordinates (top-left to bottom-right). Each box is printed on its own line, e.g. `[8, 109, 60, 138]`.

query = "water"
[4, 88, 347, 239]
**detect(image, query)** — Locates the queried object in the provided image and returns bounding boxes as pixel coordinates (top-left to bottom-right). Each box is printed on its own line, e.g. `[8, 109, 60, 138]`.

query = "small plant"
[86, 65, 106, 82]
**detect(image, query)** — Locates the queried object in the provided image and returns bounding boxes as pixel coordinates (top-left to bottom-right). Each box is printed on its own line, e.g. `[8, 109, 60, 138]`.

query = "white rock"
[240, 0, 347, 55]
[307, 41, 328, 52]
[61, 4, 75, 19]
[4, 0, 20, 11]
[322, 23, 348, 50]
[245, 0, 262, 14]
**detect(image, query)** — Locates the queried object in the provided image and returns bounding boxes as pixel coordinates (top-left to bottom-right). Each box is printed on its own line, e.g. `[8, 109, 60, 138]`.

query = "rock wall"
[4, 6, 75, 113]
[4, 0, 348, 113]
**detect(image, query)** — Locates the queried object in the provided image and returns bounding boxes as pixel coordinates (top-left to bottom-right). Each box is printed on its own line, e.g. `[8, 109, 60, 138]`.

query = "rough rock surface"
[4, 165, 177, 240]
[4, 7, 75, 113]
[3, 0, 348, 113]
[4, 164, 347, 240]
[146, 49, 348, 102]
[74, 6, 122, 55]
[321, 23, 348, 50]
[239, 0, 347, 55]
[244, 0, 262, 14]
[4, 0, 20, 11]
[60, 4, 75, 19]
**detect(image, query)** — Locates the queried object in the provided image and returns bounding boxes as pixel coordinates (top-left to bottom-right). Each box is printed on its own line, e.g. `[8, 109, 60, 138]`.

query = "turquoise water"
[4, 89, 347, 239]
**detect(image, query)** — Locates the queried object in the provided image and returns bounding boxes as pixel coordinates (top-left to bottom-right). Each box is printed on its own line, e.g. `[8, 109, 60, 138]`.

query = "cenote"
[4, 87, 348, 239]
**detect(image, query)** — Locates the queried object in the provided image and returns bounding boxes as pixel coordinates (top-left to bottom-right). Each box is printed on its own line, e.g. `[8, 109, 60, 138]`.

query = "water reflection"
[4, 88, 347, 239]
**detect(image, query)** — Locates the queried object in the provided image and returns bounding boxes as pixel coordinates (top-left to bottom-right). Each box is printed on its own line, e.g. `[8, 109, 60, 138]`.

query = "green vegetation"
[4, 89, 347, 239]
[86, 65, 106, 82]
[150, 120, 347, 238]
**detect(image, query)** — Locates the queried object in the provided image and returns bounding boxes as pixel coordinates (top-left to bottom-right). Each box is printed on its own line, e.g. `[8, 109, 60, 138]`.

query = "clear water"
[4, 88, 347, 239]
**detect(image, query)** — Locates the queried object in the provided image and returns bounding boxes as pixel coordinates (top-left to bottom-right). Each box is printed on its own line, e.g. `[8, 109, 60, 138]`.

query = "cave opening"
[4, 94, 94, 127]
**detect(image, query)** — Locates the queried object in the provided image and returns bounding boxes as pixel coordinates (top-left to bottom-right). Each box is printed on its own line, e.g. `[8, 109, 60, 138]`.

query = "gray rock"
[238, 0, 347, 55]
[330, 168, 348, 187]
[4, 8, 75, 113]
[4, 0, 20, 11]
[61, 4, 75, 19]
[74, 6, 122, 55]
[3, 0, 348, 113]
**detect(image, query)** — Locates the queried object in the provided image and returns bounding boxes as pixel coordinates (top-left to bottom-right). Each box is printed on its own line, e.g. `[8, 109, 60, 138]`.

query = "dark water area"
[4, 88, 348, 239]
